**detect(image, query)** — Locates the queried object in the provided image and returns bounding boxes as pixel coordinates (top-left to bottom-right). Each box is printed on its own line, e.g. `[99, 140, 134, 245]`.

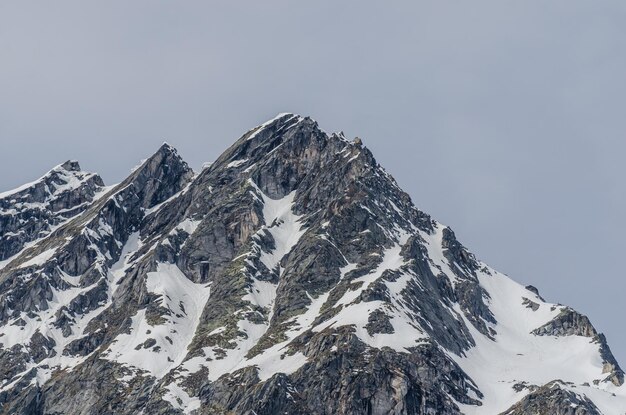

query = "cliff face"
[0, 114, 623, 415]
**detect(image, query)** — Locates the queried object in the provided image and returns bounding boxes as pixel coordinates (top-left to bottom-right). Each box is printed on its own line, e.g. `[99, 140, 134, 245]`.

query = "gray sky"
[2, 1, 625, 362]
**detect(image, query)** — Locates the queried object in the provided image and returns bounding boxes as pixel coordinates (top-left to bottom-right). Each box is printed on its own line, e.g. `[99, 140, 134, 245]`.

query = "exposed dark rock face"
[522, 297, 540, 311]
[594, 333, 625, 386]
[0, 114, 622, 414]
[532, 308, 598, 337]
[525, 284, 544, 301]
[501, 382, 602, 415]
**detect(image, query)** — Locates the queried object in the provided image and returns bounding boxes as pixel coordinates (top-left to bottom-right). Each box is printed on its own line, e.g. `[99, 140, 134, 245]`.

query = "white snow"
[252, 185, 305, 273]
[18, 248, 58, 268]
[205, 289, 323, 382]
[0, 279, 98, 351]
[242, 278, 277, 311]
[177, 180, 308, 384]
[0, 165, 107, 273]
[245, 113, 299, 141]
[173, 218, 201, 235]
[0, 165, 64, 199]
[0, 162, 96, 200]
[163, 383, 201, 414]
[241, 179, 306, 317]
[109, 232, 142, 296]
[245, 181, 306, 316]
[144, 180, 194, 216]
[576, 384, 626, 414]
[420, 223, 462, 284]
[226, 158, 249, 169]
[0, 178, 43, 199]
[314, 233, 429, 352]
[104, 263, 211, 378]
[448, 265, 626, 414]
[334, 242, 406, 308]
[0, 231, 148, 394]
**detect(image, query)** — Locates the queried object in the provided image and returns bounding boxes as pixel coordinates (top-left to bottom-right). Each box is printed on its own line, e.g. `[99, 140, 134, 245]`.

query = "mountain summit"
[0, 114, 623, 414]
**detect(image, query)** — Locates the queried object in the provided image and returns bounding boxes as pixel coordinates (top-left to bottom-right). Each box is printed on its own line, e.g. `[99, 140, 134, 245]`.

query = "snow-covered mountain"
[0, 114, 623, 414]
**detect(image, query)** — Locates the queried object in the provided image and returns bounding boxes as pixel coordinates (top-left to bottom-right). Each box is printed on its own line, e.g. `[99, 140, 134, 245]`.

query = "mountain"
[0, 113, 624, 415]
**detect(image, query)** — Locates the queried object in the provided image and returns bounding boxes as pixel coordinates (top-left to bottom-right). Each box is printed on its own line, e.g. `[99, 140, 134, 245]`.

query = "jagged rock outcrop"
[0, 114, 623, 415]
[501, 382, 601, 415]
[595, 333, 625, 387]
[532, 308, 598, 337]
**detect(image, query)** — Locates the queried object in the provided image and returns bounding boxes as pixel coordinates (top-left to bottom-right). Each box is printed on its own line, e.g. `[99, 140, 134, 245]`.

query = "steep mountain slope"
[0, 114, 623, 415]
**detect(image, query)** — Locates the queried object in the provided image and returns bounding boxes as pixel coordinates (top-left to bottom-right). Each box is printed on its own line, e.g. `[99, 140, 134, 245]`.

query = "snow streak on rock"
[105, 263, 211, 378]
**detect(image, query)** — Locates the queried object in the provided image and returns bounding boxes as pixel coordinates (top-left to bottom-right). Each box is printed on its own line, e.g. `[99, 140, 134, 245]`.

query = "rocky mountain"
[0, 113, 624, 414]
[0, 161, 105, 264]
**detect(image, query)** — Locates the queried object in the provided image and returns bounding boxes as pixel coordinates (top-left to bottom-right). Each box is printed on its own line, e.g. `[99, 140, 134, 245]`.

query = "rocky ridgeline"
[0, 161, 104, 262]
[0, 114, 623, 415]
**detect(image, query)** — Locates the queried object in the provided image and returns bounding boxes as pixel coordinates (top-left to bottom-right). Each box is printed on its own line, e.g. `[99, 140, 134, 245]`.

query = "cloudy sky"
[2, 1, 625, 361]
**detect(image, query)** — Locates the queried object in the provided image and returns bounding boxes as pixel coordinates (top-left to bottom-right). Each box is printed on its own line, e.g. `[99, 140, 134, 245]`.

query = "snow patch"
[249, 180, 305, 273]
[163, 383, 201, 414]
[172, 219, 201, 236]
[19, 248, 58, 268]
[226, 158, 249, 169]
[104, 263, 211, 378]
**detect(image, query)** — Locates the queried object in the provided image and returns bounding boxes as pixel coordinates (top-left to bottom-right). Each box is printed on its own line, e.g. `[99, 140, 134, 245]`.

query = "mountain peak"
[129, 142, 187, 178]
[157, 141, 178, 155]
[245, 112, 306, 139]
[0, 159, 104, 262]
[210, 112, 313, 170]
[0, 160, 99, 201]
[58, 160, 82, 172]
[116, 142, 194, 211]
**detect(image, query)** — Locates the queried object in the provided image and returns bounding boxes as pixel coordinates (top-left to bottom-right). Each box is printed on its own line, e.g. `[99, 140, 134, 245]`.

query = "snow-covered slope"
[0, 114, 622, 415]
[451, 263, 625, 414]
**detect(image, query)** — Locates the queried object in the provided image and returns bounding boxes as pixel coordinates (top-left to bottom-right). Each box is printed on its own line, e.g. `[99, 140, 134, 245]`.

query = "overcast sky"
[2, 1, 625, 362]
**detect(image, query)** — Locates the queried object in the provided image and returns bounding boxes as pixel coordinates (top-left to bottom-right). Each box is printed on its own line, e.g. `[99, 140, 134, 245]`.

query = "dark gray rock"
[522, 297, 540, 311]
[501, 381, 601, 415]
[532, 308, 597, 337]
[594, 333, 625, 386]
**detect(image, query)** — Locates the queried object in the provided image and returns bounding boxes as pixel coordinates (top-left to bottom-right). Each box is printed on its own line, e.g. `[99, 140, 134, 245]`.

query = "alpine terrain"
[0, 113, 624, 415]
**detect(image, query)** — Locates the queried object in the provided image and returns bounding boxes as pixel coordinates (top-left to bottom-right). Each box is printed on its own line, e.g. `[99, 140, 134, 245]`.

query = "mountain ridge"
[0, 113, 623, 414]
